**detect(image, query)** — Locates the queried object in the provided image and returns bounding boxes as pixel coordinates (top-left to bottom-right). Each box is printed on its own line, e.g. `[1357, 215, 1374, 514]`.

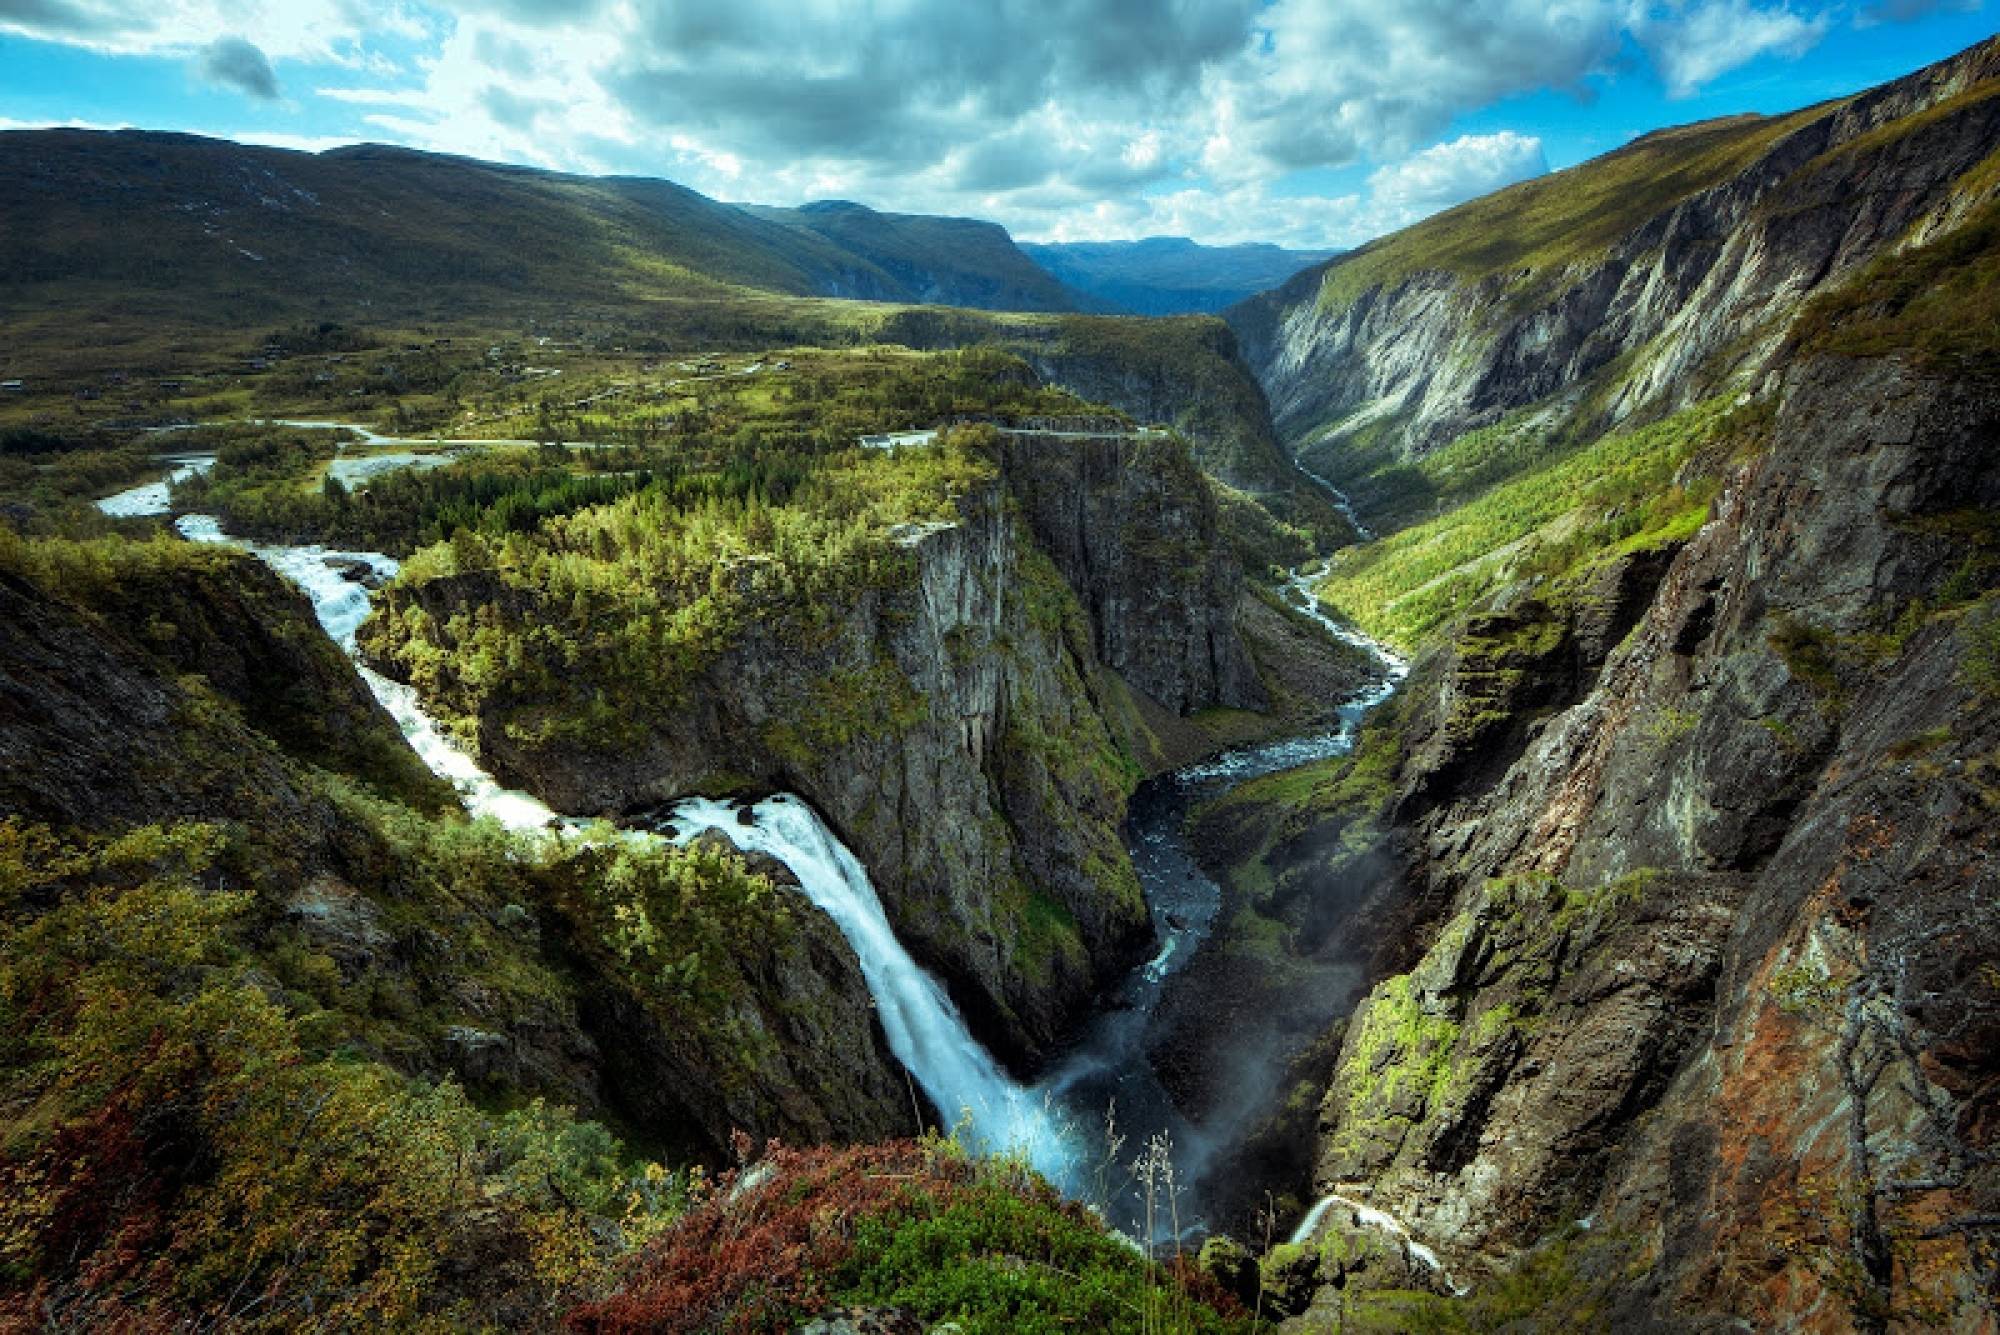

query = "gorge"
[3, 24, 1998, 1334]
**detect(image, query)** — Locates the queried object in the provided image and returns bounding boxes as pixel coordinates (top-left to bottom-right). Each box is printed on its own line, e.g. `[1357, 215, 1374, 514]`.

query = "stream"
[95, 447, 1407, 1247]
[1037, 565, 1405, 1237]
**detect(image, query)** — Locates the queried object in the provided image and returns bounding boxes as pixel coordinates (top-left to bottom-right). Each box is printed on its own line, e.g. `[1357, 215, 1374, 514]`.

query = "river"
[1036, 566, 1404, 1238]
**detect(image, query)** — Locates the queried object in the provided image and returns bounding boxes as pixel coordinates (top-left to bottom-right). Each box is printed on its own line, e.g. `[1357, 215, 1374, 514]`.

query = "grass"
[1313, 397, 1742, 650]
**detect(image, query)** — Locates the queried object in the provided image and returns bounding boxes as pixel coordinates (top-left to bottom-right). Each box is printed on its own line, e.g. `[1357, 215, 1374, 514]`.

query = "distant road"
[859, 424, 1168, 449]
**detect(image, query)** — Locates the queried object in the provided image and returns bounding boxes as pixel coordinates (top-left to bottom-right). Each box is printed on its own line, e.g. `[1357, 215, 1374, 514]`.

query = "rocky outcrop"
[559, 834, 913, 1163]
[870, 306, 1354, 545]
[1232, 37, 2000, 478]
[1301, 356, 2000, 1328]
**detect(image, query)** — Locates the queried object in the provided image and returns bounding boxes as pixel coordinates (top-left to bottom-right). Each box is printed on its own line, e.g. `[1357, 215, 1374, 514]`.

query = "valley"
[2, 24, 1998, 1335]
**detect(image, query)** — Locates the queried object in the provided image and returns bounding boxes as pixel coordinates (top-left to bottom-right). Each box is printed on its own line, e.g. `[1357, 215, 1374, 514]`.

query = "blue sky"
[0, 1, 1992, 248]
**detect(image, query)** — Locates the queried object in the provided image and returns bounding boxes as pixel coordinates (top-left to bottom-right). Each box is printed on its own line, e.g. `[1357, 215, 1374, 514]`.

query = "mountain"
[1190, 34, 2000, 1327]
[1022, 236, 1338, 315]
[1229, 35, 2000, 517]
[0, 129, 1087, 330]
[746, 199, 1098, 311]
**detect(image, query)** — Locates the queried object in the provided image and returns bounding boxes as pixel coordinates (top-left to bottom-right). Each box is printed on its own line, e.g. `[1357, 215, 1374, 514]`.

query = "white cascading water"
[111, 465, 1074, 1183]
[1294, 452, 1375, 542]
[94, 454, 217, 518]
[1289, 1192, 1466, 1295]
[174, 514, 559, 831]
[670, 796, 1077, 1180]
[102, 448, 1393, 1225]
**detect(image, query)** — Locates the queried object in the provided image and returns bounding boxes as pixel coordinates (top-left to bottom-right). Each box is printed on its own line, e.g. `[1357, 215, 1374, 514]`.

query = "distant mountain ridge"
[1022, 236, 1339, 315]
[0, 129, 1098, 325]
[0, 128, 1356, 345]
[744, 199, 1105, 312]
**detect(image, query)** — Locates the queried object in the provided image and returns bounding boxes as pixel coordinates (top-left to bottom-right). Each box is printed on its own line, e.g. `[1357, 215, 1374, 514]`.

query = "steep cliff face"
[999, 429, 1264, 714]
[1296, 357, 2000, 1327]
[364, 429, 1267, 1068]
[1231, 38, 2000, 483]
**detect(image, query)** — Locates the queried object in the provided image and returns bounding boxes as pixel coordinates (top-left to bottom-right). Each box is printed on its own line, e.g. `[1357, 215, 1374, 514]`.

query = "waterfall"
[669, 795, 1076, 1181]
[1289, 1192, 1466, 1295]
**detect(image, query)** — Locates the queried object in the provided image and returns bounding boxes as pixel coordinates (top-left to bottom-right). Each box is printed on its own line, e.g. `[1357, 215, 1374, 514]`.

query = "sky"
[0, 1, 1993, 250]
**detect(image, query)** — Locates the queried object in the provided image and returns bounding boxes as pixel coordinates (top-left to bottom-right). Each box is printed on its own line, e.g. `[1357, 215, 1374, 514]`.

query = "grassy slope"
[750, 200, 1089, 310]
[1311, 397, 1741, 651]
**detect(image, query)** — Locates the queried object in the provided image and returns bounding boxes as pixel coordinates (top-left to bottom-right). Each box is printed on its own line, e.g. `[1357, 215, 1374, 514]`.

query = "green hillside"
[749, 199, 1092, 311]
[0, 130, 1084, 336]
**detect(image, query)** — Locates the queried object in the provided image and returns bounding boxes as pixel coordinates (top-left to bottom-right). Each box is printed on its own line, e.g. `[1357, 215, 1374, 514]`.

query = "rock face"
[1211, 39, 2000, 1327]
[367, 429, 1263, 1068]
[1231, 37, 2000, 474]
[999, 429, 1264, 714]
[1303, 356, 2000, 1327]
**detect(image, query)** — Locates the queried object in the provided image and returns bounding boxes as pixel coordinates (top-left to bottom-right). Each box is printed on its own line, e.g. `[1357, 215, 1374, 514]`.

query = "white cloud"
[0, 0, 424, 61]
[1641, 1, 1829, 97]
[1198, 0, 1624, 178]
[1367, 132, 1549, 212]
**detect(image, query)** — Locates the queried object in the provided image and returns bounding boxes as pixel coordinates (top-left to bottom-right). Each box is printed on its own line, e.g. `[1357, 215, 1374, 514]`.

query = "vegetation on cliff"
[1310, 395, 1746, 650]
[360, 426, 993, 752]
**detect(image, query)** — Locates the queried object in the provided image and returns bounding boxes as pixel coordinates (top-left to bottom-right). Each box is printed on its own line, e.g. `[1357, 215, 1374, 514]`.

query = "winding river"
[95, 444, 1405, 1243]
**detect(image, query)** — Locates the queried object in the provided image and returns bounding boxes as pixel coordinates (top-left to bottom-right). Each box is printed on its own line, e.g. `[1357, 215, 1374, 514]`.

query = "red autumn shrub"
[568, 1139, 976, 1335]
